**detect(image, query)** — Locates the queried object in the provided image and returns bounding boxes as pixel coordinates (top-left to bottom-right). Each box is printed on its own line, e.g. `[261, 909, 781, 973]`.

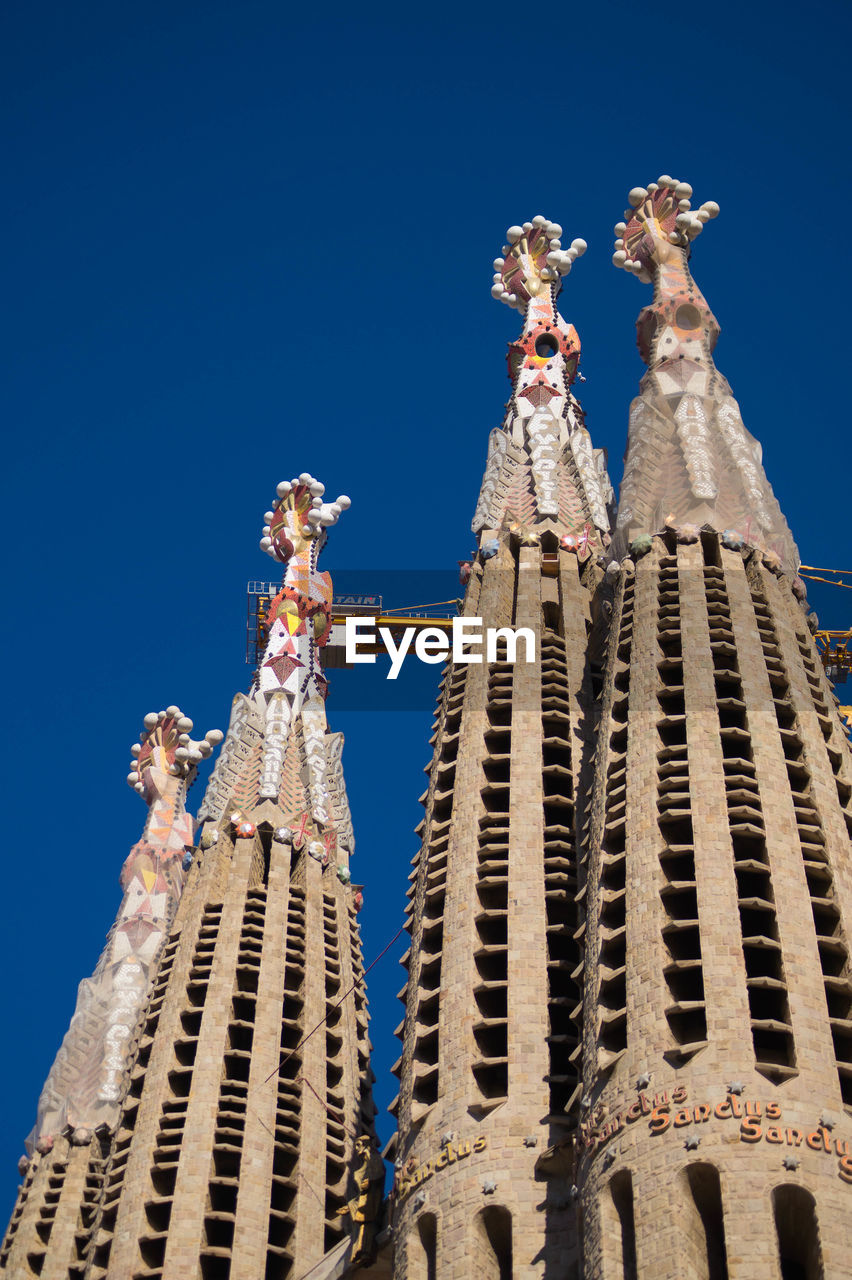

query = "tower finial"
[473, 216, 611, 541]
[128, 707, 222, 800]
[199, 469, 353, 830]
[611, 176, 797, 568]
[259, 472, 350, 564]
[492, 215, 587, 312]
[612, 175, 719, 282]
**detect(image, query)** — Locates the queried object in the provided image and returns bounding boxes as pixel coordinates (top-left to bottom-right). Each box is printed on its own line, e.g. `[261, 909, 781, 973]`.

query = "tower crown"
[473, 216, 612, 540]
[492, 214, 587, 312]
[612, 175, 797, 569]
[612, 174, 719, 282]
[127, 706, 222, 800]
[259, 471, 351, 564]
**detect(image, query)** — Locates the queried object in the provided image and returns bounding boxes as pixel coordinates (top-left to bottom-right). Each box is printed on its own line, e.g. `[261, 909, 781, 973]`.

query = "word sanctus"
[739, 1114, 852, 1183]
[585, 1087, 852, 1183]
[345, 617, 536, 679]
[580, 1086, 689, 1151]
[648, 1094, 779, 1135]
[397, 1136, 488, 1200]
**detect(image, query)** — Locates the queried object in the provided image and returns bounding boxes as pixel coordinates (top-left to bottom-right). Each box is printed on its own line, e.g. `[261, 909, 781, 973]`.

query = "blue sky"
[2, 0, 851, 1202]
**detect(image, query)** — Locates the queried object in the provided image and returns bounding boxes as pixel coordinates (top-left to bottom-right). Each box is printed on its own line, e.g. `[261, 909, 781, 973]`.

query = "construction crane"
[799, 565, 852, 682]
[799, 565, 852, 730]
[246, 582, 460, 670]
[812, 630, 852, 684]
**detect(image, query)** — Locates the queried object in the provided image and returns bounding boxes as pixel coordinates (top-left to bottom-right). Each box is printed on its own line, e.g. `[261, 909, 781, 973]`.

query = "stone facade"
[580, 534, 852, 1278]
[2, 819, 376, 1280]
[391, 544, 600, 1278]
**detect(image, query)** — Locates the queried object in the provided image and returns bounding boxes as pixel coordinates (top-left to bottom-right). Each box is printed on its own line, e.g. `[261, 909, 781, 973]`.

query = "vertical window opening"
[701, 530, 721, 567]
[412, 1212, 437, 1280]
[609, 1170, 637, 1280]
[542, 599, 562, 635]
[477, 1206, 512, 1280]
[683, 1163, 729, 1279]
[773, 1185, 823, 1280]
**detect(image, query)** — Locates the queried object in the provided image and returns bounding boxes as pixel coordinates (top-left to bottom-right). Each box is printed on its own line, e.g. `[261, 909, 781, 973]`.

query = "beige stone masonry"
[230, 840, 291, 1279]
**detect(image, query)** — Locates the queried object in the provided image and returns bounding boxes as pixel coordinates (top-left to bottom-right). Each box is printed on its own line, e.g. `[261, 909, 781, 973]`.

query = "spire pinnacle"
[472, 218, 612, 542]
[492, 215, 587, 312]
[199, 470, 352, 831]
[612, 175, 719, 282]
[612, 176, 797, 568]
[255, 472, 349, 696]
[259, 472, 350, 563]
[127, 707, 222, 799]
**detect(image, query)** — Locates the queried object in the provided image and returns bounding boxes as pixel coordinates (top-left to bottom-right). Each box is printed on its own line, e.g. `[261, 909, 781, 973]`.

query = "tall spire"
[612, 175, 799, 568]
[2, 472, 382, 1280]
[572, 178, 852, 1280]
[473, 216, 613, 548]
[30, 707, 222, 1147]
[390, 221, 611, 1280]
[199, 473, 352, 838]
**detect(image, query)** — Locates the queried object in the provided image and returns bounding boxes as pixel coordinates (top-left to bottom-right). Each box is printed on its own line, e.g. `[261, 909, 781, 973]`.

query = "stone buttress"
[579, 178, 852, 1279]
[0, 475, 383, 1280]
[389, 218, 614, 1279]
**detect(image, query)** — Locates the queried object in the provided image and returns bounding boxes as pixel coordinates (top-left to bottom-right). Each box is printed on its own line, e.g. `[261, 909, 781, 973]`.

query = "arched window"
[473, 1205, 512, 1280]
[772, 1185, 823, 1280]
[677, 1162, 728, 1279]
[409, 1211, 437, 1280]
[604, 1170, 637, 1280]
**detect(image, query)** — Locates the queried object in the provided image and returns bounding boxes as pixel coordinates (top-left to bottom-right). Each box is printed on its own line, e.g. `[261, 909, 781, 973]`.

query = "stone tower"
[1, 474, 384, 1280]
[389, 217, 614, 1278]
[579, 178, 852, 1278]
[4, 188, 850, 1280]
